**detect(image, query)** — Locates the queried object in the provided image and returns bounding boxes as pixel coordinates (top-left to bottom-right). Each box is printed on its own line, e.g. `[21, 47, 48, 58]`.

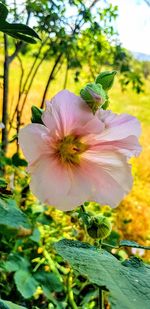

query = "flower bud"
[31, 106, 44, 124]
[95, 70, 117, 91]
[80, 83, 106, 114]
[87, 215, 112, 240]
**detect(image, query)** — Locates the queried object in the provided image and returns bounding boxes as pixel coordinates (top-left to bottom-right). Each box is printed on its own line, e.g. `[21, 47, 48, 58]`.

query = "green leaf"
[14, 270, 38, 298]
[12, 153, 27, 167]
[34, 271, 63, 296]
[119, 240, 150, 250]
[0, 198, 31, 233]
[0, 300, 9, 309]
[0, 3, 40, 44]
[55, 239, 150, 309]
[29, 228, 41, 243]
[0, 299, 27, 309]
[0, 3, 8, 21]
[3, 30, 37, 44]
[4, 253, 29, 272]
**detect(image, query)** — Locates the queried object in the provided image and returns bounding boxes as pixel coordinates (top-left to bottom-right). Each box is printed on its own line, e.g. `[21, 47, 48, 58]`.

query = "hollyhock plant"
[19, 90, 141, 211]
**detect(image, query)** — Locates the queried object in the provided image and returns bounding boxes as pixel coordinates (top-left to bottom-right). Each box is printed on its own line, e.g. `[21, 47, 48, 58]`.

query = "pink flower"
[18, 90, 141, 211]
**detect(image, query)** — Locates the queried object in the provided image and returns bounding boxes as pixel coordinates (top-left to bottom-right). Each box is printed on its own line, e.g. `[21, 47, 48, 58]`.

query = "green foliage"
[3, 253, 30, 272]
[34, 271, 63, 295]
[14, 270, 38, 298]
[31, 106, 44, 125]
[0, 198, 31, 234]
[119, 240, 150, 250]
[55, 239, 150, 309]
[12, 153, 27, 167]
[0, 300, 27, 309]
[0, 2, 40, 43]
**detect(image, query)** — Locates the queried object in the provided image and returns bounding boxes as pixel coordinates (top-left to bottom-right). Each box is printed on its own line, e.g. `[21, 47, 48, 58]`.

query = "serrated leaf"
[55, 239, 150, 309]
[119, 240, 150, 250]
[0, 198, 31, 233]
[14, 270, 38, 298]
[0, 299, 27, 309]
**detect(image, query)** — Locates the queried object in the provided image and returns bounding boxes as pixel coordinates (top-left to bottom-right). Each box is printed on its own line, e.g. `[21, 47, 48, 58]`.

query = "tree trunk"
[2, 34, 9, 153]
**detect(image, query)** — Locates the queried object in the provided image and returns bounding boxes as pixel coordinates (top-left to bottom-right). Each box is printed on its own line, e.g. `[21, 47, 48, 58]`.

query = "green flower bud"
[87, 215, 112, 240]
[80, 83, 106, 114]
[31, 106, 44, 124]
[95, 70, 117, 91]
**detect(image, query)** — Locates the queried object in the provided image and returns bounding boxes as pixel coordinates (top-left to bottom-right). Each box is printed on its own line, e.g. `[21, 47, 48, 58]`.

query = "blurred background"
[0, 0, 150, 308]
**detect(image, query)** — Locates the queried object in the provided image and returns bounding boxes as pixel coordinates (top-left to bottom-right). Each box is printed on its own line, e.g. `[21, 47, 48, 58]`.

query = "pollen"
[57, 135, 87, 164]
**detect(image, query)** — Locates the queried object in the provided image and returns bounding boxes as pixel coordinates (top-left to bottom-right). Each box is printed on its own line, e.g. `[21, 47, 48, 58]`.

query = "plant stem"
[2, 34, 9, 153]
[99, 288, 104, 309]
[67, 271, 78, 309]
[81, 204, 86, 213]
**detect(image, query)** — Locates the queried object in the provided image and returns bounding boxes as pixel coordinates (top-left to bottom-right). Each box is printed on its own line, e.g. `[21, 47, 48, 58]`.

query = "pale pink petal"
[29, 156, 72, 210]
[29, 156, 94, 211]
[85, 135, 141, 158]
[75, 117, 105, 136]
[42, 90, 96, 136]
[18, 124, 51, 162]
[80, 150, 133, 207]
[96, 109, 141, 140]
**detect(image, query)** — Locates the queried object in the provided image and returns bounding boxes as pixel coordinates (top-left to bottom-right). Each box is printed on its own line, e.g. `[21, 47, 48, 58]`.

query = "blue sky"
[111, 0, 150, 54]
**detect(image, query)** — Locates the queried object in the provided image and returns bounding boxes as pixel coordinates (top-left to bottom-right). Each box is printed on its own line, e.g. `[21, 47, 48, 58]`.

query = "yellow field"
[0, 54, 150, 255]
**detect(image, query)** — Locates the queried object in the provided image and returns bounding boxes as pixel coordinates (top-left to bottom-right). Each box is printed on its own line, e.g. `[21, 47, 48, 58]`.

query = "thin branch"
[40, 53, 63, 108]
[19, 50, 50, 120]
[8, 42, 24, 64]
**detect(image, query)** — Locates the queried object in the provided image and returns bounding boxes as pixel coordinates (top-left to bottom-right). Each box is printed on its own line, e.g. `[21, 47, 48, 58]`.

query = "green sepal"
[95, 70, 117, 91]
[31, 106, 44, 124]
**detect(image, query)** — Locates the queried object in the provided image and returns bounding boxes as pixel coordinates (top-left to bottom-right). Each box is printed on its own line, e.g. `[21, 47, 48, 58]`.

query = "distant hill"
[132, 51, 150, 61]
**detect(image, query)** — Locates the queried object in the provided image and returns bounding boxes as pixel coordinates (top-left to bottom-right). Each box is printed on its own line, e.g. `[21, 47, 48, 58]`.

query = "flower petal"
[97, 109, 141, 140]
[29, 156, 73, 210]
[42, 90, 96, 137]
[18, 124, 51, 162]
[81, 150, 133, 207]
